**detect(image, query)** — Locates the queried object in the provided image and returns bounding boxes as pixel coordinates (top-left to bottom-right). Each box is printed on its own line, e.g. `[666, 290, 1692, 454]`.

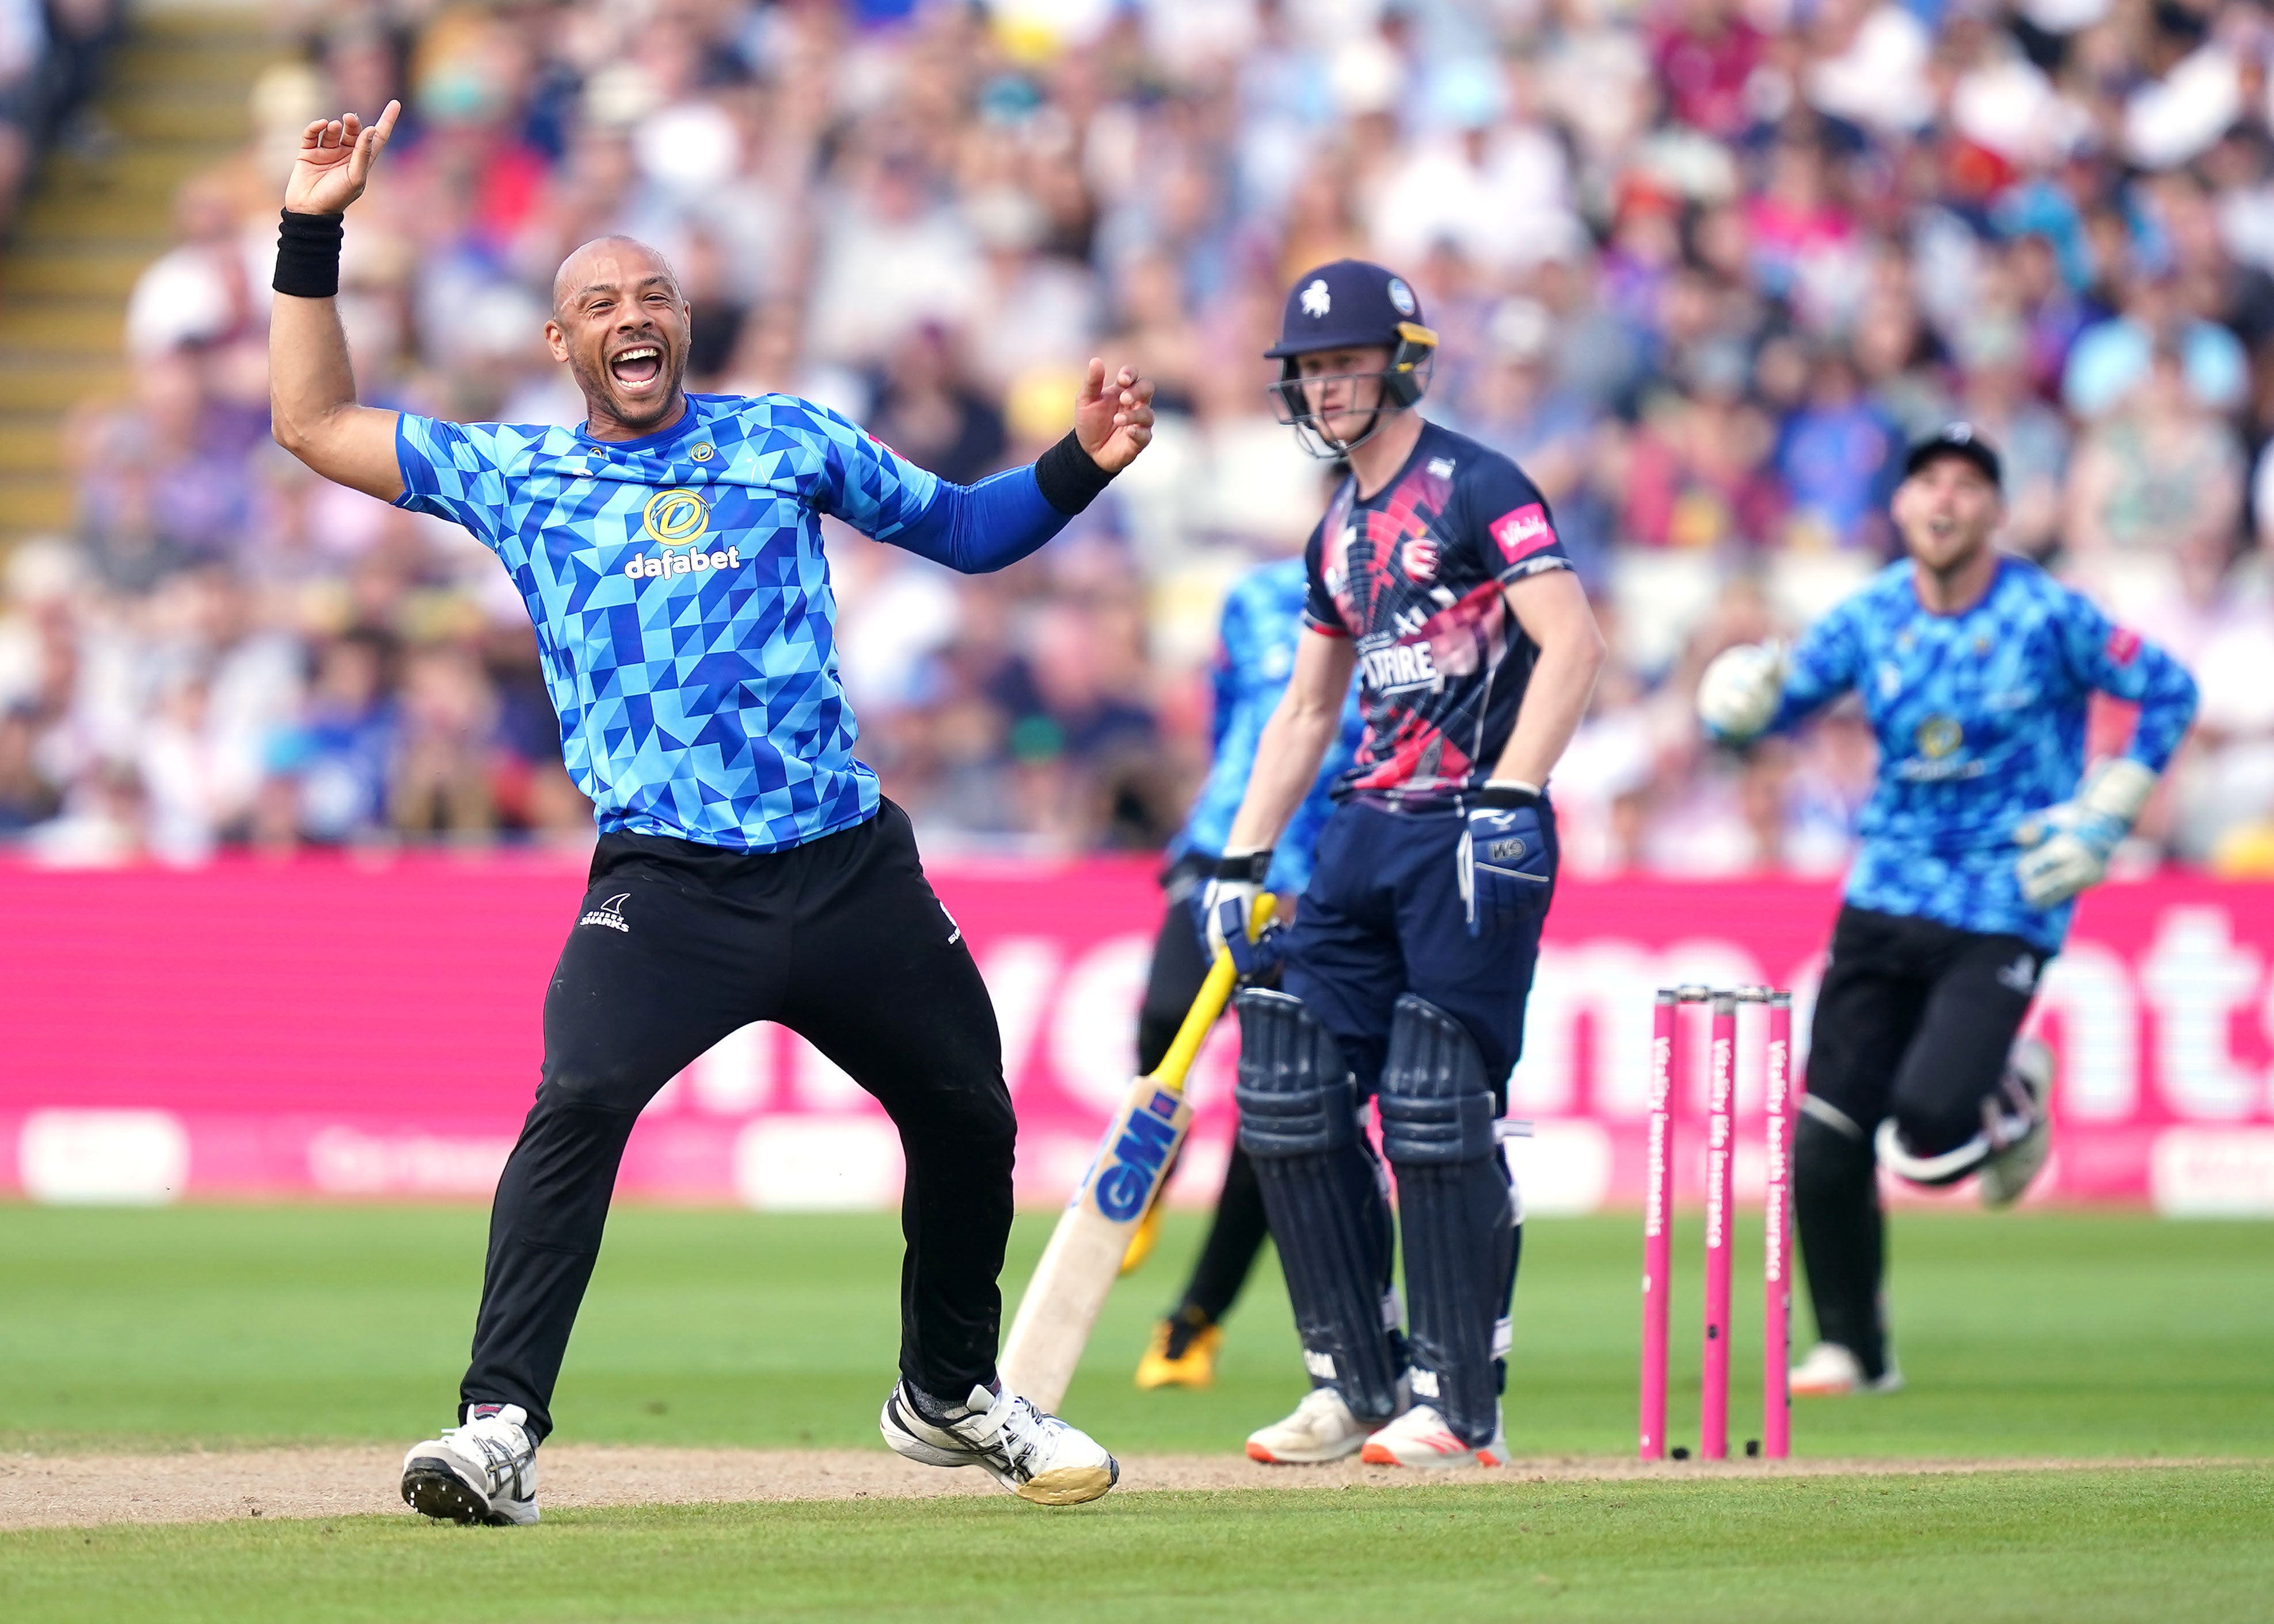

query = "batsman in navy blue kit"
[267, 102, 1154, 1519]
[1204, 261, 1607, 1467]
[1699, 425, 2197, 1396]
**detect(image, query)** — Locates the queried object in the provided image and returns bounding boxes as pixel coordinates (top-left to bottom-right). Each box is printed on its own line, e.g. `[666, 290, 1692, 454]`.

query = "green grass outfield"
[2, 1205, 2269, 1622]
[3, 1205, 2268, 1458]
[5, 1468, 2269, 1624]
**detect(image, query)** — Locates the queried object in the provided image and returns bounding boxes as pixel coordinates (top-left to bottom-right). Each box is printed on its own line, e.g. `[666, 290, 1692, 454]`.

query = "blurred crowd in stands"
[3, 0, 2274, 877]
[0, 0, 117, 234]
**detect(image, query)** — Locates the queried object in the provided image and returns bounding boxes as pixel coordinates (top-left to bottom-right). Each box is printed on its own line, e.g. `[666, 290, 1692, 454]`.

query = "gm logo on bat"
[1093, 1090, 1181, 1222]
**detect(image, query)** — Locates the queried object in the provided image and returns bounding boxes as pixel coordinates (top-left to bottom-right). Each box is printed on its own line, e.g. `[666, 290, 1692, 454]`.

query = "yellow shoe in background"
[1119, 1198, 1164, 1275]
[1134, 1315, 1222, 1390]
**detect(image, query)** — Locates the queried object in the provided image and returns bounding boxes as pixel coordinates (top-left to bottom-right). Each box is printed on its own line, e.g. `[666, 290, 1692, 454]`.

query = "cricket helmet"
[1265, 259, 1438, 457]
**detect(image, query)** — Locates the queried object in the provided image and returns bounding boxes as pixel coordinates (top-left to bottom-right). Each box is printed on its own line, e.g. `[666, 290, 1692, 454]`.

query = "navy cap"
[1903, 422, 2002, 488]
[1266, 260, 1428, 359]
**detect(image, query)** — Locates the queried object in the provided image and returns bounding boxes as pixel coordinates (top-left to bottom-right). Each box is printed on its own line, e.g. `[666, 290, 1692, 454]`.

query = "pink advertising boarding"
[2, 857, 2269, 1215]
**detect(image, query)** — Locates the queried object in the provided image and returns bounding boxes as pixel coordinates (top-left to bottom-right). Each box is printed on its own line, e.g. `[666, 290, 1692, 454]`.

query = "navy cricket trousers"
[1281, 798, 1553, 1102]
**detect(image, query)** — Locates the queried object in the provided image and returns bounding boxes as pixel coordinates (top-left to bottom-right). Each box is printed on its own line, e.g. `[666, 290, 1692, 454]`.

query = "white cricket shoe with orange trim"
[1245, 1386, 1374, 1463]
[1359, 1403, 1508, 1469]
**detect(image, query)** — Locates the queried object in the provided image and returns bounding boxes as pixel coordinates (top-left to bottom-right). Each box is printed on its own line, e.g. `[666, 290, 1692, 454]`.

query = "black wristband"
[1212, 849, 1274, 884]
[1478, 783, 1542, 811]
[273, 210, 345, 299]
[1033, 430, 1116, 516]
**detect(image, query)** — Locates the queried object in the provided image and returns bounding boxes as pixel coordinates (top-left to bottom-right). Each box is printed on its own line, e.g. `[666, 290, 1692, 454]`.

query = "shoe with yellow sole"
[1135, 1310, 1222, 1390]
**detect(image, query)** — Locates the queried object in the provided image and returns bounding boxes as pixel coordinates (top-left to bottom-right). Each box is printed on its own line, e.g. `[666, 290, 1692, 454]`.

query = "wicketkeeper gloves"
[2013, 758, 2158, 908]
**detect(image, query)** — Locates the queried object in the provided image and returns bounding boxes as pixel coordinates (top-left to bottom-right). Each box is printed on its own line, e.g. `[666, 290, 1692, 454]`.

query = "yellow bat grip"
[1147, 893, 1276, 1099]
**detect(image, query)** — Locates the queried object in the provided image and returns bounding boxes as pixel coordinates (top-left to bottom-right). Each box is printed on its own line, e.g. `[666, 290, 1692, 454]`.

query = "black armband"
[273, 210, 345, 299]
[1033, 430, 1116, 516]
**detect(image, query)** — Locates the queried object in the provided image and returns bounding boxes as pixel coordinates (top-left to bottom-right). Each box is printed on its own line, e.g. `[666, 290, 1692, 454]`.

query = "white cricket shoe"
[1245, 1385, 1376, 1464]
[1979, 1037, 2054, 1210]
[401, 1402, 538, 1526]
[880, 1380, 1118, 1505]
[1789, 1341, 1904, 1397]
[1359, 1402, 1509, 1469]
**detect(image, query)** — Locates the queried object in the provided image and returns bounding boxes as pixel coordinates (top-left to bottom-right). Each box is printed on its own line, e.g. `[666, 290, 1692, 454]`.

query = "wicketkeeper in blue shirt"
[268, 102, 1154, 1520]
[1698, 424, 2198, 1397]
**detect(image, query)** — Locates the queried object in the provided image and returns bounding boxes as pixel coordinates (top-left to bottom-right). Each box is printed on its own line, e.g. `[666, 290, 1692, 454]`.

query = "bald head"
[551, 235, 682, 318]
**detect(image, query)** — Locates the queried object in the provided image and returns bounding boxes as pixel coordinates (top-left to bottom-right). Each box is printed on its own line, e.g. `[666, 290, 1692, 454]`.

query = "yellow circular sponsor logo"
[1916, 715, 1963, 759]
[642, 488, 710, 546]
[690, 442, 714, 463]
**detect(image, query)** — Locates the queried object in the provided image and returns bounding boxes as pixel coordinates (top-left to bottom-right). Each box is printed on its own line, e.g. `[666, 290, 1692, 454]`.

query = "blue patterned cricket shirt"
[394, 393, 944, 851]
[1170, 557, 1364, 895]
[1764, 556, 2197, 949]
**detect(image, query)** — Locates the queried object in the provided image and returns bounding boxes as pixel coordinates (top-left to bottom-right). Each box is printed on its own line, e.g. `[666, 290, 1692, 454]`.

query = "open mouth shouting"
[607, 343, 669, 399]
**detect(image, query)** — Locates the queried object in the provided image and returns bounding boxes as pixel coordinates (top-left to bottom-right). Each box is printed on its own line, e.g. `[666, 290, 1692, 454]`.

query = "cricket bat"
[997, 895, 1276, 1412]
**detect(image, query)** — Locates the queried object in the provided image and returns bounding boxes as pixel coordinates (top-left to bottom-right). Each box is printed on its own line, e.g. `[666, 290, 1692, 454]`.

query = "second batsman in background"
[1127, 545, 1364, 1391]
[1698, 424, 2198, 1397]
[1206, 260, 1606, 1467]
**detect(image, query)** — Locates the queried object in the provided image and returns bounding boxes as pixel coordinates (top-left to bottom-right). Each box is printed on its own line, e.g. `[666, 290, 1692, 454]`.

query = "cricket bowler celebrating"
[1698, 425, 2197, 1395]
[268, 105, 1154, 1520]
[1128, 553, 1363, 1390]
[1204, 260, 1607, 1466]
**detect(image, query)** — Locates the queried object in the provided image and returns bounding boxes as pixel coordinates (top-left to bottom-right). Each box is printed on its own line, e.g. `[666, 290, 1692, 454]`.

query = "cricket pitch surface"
[0, 1446, 2231, 1530]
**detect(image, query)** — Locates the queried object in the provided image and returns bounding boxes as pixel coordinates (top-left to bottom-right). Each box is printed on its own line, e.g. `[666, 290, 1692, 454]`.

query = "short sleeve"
[1459, 455, 1572, 585]
[806, 404, 942, 541]
[1300, 516, 1345, 635]
[393, 414, 512, 547]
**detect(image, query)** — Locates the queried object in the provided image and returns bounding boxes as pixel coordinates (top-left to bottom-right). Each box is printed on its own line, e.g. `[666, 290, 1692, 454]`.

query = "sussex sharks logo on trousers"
[579, 893, 632, 933]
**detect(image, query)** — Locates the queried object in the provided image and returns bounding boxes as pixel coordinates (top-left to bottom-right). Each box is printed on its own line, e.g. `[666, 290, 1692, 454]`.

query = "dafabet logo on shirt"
[625, 488, 743, 581]
[642, 488, 709, 544]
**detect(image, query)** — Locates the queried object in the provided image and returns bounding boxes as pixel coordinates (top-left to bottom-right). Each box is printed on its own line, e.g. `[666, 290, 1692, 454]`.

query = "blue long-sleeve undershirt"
[884, 465, 1070, 574]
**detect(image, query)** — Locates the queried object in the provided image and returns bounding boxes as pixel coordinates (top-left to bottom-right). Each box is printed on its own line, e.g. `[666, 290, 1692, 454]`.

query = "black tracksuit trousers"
[459, 802, 1014, 1442]
[1134, 881, 1271, 1325]
[1796, 904, 2047, 1380]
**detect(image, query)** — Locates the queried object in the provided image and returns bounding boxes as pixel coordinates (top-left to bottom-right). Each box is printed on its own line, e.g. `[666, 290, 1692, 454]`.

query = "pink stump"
[1699, 992, 1737, 1461]
[1762, 993, 1794, 1460]
[1640, 989, 1678, 1459]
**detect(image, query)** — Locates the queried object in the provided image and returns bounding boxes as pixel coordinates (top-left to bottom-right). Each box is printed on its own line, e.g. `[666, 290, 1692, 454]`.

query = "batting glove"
[1697, 642, 1788, 743]
[1199, 848, 1272, 961]
[2013, 758, 2157, 908]
[1459, 782, 1553, 938]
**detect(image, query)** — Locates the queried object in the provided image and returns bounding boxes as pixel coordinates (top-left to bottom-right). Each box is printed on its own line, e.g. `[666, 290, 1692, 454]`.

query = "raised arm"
[876, 360, 1157, 573]
[268, 102, 405, 502]
[1698, 605, 1858, 744]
